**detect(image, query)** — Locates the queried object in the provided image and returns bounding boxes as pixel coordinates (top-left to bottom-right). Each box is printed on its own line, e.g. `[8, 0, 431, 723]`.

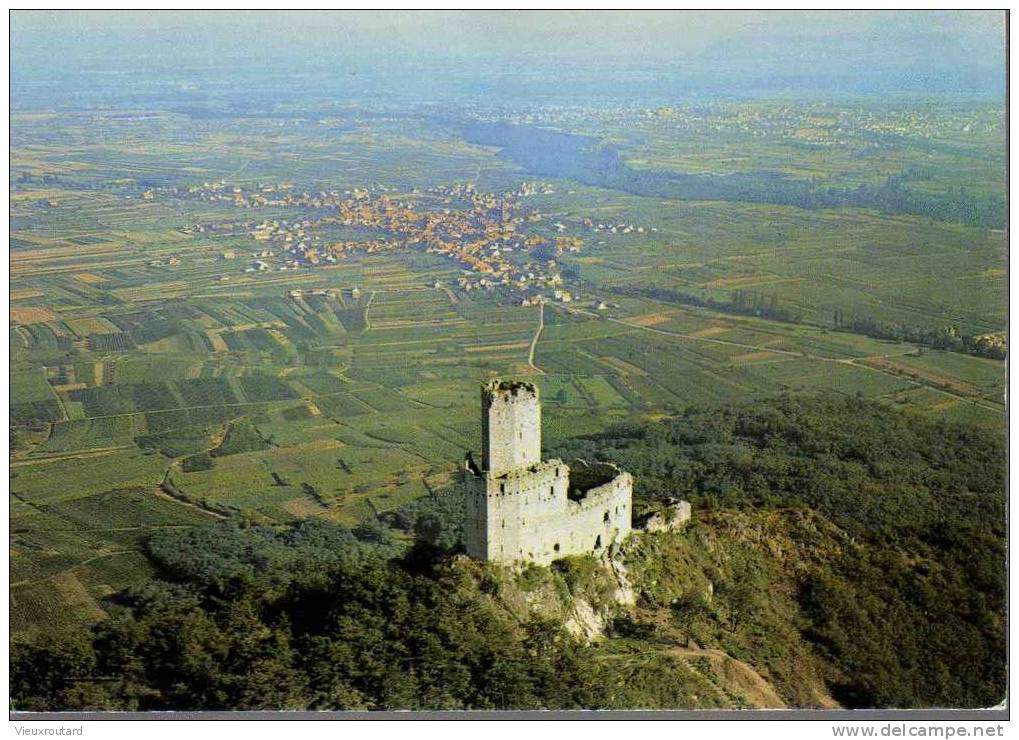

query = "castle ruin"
[464, 380, 633, 565]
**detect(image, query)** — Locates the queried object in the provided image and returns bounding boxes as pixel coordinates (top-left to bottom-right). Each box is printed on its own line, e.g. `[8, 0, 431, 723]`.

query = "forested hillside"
[11, 396, 1006, 711]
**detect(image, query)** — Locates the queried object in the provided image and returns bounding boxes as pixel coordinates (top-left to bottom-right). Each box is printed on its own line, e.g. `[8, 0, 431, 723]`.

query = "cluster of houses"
[580, 218, 656, 235]
[167, 180, 574, 281]
[158, 180, 626, 312]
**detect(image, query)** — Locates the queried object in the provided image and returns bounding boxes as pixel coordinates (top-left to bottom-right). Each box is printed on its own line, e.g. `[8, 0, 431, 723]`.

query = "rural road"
[363, 290, 377, 330]
[528, 300, 546, 374]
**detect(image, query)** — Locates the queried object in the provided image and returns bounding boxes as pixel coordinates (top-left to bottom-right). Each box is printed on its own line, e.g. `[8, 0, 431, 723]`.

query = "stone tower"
[481, 380, 541, 474]
[464, 379, 633, 566]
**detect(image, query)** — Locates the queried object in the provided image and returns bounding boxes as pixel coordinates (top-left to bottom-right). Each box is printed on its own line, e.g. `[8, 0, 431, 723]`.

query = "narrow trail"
[10, 551, 135, 589]
[11, 445, 135, 467]
[154, 481, 228, 521]
[667, 645, 787, 709]
[840, 358, 1002, 413]
[363, 290, 377, 331]
[527, 300, 546, 374]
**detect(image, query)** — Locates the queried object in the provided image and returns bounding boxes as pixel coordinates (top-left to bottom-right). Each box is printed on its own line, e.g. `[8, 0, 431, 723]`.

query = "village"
[151, 180, 648, 310]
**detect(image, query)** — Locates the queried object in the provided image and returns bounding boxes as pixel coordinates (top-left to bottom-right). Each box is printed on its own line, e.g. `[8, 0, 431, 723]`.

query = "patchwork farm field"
[9, 101, 1006, 638]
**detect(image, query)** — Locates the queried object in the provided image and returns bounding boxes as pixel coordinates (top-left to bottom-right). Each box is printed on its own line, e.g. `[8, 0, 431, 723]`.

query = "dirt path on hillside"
[669, 645, 786, 709]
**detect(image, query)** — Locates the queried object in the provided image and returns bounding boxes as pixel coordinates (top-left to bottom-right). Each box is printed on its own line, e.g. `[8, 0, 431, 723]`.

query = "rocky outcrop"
[602, 546, 636, 606]
[564, 598, 606, 641]
[638, 499, 692, 533]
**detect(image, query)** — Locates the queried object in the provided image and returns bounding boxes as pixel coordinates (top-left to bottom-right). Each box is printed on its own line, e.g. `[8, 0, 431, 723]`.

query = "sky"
[12, 10, 1004, 58]
[9, 10, 1007, 105]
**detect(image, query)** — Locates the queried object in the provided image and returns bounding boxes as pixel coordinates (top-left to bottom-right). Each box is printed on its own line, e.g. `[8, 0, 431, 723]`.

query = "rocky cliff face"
[450, 513, 845, 710]
[454, 551, 624, 643]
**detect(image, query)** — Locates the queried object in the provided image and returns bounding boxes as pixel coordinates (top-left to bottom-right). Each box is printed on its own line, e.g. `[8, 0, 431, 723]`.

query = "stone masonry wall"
[481, 381, 541, 475]
[465, 460, 632, 566]
[465, 379, 633, 566]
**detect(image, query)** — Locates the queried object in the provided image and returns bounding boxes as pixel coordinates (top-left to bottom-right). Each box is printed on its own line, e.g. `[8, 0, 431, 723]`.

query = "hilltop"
[11, 395, 1005, 711]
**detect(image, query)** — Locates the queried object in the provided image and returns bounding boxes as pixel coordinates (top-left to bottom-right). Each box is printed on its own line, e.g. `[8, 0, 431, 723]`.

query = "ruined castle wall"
[468, 379, 634, 567]
[478, 463, 633, 566]
[482, 382, 541, 475]
[536, 472, 632, 566]
[480, 460, 568, 562]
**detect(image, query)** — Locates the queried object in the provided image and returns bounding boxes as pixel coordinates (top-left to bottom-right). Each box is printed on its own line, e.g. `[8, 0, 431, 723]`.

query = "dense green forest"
[11, 396, 1006, 711]
[549, 396, 1007, 708]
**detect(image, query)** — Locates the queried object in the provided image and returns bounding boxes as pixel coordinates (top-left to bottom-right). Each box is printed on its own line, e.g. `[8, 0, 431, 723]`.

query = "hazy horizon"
[10, 10, 1007, 107]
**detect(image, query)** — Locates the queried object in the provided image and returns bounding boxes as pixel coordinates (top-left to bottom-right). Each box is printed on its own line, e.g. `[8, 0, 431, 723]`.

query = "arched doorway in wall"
[594, 534, 602, 549]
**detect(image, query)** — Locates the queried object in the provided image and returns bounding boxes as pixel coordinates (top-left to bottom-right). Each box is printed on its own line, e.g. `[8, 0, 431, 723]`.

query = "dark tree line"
[608, 284, 800, 323]
[835, 313, 1006, 360]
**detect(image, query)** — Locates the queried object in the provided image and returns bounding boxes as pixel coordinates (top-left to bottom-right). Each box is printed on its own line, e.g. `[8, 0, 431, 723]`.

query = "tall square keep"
[464, 380, 633, 565]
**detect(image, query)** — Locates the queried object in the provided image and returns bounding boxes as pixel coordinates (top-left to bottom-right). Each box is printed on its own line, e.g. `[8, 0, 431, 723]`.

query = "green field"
[9, 98, 1007, 638]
